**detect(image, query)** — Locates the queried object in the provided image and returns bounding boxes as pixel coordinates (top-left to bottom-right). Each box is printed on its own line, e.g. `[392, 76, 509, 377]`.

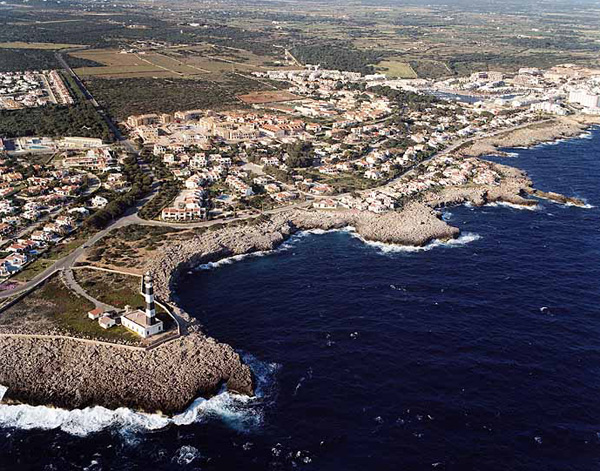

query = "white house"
[91, 196, 108, 208]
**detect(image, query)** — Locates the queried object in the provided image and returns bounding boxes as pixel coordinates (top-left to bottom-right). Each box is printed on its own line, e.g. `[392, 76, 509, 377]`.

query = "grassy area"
[375, 60, 418, 79]
[0, 276, 141, 344]
[75, 269, 145, 310]
[45, 232, 89, 260]
[11, 259, 55, 282]
[73, 268, 173, 328]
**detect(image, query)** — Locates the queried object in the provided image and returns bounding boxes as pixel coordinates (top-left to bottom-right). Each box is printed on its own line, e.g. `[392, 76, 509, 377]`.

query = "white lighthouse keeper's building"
[121, 272, 164, 338]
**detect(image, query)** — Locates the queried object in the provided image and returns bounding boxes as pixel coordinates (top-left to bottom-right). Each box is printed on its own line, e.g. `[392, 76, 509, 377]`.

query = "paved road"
[62, 268, 115, 311]
[55, 49, 138, 154]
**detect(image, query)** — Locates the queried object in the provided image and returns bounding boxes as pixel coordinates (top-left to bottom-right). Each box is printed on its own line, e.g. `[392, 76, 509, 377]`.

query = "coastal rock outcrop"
[150, 204, 461, 311]
[459, 117, 588, 158]
[0, 331, 253, 414]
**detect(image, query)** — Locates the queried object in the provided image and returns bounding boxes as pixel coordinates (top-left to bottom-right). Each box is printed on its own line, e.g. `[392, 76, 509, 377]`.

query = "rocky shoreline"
[458, 117, 598, 158]
[0, 331, 253, 415]
[0, 123, 593, 418]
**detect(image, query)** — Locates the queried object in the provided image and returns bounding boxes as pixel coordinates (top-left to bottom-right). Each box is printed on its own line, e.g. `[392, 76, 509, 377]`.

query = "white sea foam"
[441, 211, 453, 221]
[0, 356, 279, 437]
[565, 201, 595, 209]
[486, 201, 539, 211]
[350, 232, 481, 253]
[196, 227, 354, 270]
[578, 131, 593, 139]
[173, 446, 201, 466]
[505, 152, 520, 157]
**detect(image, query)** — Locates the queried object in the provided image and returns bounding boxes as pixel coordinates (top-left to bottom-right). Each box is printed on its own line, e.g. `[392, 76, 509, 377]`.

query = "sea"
[1, 128, 600, 470]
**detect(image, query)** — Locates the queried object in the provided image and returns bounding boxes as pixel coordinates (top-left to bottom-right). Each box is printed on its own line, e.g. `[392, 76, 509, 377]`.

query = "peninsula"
[0, 62, 598, 415]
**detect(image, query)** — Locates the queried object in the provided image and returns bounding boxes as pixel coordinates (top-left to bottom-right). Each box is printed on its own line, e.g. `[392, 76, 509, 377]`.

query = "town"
[1, 62, 599, 285]
[0, 70, 74, 110]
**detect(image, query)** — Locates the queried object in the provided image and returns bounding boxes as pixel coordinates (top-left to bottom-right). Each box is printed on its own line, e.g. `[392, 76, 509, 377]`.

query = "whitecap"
[173, 445, 201, 466]
[486, 201, 539, 211]
[564, 201, 594, 209]
[0, 404, 170, 437]
[351, 232, 481, 253]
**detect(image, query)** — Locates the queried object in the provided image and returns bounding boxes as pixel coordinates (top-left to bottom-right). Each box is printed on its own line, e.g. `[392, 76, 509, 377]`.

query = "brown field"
[72, 44, 292, 80]
[71, 48, 208, 78]
[237, 90, 302, 104]
[70, 44, 294, 80]
[375, 59, 418, 79]
[0, 41, 87, 50]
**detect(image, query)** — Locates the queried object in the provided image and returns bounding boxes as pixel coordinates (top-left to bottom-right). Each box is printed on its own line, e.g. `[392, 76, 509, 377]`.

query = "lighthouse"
[120, 271, 164, 338]
[143, 271, 156, 323]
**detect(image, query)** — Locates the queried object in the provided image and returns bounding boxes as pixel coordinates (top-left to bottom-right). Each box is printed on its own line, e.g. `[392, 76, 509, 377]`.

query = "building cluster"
[0, 70, 73, 110]
[0, 146, 126, 279]
[124, 64, 599, 224]
[87, 273, 165, 339]
[5, 136, 105, 154]
[425, 64, 600, 116]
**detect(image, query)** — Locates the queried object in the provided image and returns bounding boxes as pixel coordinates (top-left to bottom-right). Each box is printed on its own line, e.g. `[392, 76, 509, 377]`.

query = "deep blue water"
[2, 128, 600, 470]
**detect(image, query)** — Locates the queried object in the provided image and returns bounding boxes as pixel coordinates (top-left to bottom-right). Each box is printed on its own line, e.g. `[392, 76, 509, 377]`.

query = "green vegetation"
[0, 72, 113, 140]
[138, 180, 181, 220]
[0, 48, 100, 73]
[83, 74, 275, 119]
[284, 141, 315, 168]
[75, 269, 144, 310]
[0, 276, 140, 343]
[73, 269, 173, 330]
[85, 224, 186, 269]
[84, 155, 152, 229]
[11, 259, 55, 282]
[291, 43, 384, 74]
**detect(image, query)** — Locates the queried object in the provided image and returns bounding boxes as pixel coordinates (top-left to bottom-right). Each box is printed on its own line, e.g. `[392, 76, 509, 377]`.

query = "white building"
[568, 90, 600, 109]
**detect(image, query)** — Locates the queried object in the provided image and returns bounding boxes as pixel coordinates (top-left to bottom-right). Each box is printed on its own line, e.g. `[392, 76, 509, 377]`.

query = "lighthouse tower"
[143, 272, 156, 324]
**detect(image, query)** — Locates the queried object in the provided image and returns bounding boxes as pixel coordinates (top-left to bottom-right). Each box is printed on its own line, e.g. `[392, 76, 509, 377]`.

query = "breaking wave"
[196, 227, 354, 270]
[486, 201, 539, 211]
[351, 232, 481, 253]
[0, 355, 279, 437]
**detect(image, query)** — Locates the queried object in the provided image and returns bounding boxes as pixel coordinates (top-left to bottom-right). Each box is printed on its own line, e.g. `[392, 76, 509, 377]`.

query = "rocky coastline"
[0, 125, 591, 418]
[0, 331, 253, 415]
[458, 117, 597, 158]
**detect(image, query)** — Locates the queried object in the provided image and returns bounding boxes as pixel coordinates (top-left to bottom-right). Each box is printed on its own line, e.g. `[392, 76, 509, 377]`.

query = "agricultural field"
[374, 59, 418, 79]
[70, 44, 297, 80]
[0, 42, 87, 50]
